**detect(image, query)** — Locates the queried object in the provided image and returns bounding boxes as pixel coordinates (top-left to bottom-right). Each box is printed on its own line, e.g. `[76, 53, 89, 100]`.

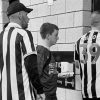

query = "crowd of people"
[0, 1, 100, 100]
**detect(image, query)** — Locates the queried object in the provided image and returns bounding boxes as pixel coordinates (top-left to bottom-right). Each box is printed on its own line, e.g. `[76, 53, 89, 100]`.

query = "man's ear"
[18, 12, 22, 19]
[46, 34, 50, 40]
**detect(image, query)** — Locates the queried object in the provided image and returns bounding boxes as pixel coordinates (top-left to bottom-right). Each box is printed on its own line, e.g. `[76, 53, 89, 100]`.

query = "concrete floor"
[57, 88, 82, 100]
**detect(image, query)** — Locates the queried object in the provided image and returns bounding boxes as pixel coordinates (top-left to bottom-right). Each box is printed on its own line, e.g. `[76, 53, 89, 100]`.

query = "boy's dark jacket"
[37, 45, 58, 95]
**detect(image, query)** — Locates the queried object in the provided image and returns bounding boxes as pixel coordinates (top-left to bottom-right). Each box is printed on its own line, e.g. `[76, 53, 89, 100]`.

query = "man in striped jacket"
[74, 10, 100, 100]
[0, 1, 43, 100]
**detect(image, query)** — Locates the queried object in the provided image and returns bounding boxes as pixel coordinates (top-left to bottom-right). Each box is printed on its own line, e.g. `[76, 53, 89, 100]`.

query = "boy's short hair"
[40, 22, 59, 39]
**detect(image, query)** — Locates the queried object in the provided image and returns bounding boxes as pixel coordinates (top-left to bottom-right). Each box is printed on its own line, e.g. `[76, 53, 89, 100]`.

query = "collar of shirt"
[38, 40, 50, 50]
[7, 22, 22, 29]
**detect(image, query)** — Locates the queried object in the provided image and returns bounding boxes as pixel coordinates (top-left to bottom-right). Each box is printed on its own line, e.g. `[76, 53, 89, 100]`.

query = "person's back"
[0, 1, 43, 100]
[74, 11, 100, 100]
[1, 23, 35, 100]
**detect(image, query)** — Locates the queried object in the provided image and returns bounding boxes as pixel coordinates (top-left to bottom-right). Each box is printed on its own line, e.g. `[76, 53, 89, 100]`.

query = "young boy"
[37, 23, 59, 100]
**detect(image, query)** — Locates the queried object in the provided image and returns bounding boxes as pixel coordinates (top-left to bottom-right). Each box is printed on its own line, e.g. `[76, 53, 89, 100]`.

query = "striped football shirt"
[74, 29, 100, 98]
[0, 23, 36, 100]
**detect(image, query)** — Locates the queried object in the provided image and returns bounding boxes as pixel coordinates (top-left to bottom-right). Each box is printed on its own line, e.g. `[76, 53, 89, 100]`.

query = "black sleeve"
[24, 54, 43, 94]
[74, 39, 81, 61]
[74, 44, 79, 61]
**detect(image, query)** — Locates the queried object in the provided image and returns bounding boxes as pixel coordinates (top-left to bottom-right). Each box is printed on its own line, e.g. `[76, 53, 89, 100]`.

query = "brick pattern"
[30, 18, 43, 31]
[51, 0, 66, 15]
[57, 29, 66, 43]
[38, 3, 51, 17]
[20, 0, 91, 52]
[0, 0, 92, 51]
[30, 0, 44, 5]
[74, 11, 91, 27]
[20, 0, 30, 6]
[65, 27, 90, 43]
[43, 15, 58, 25]
[66, 0, 91, 12]
[58, 13, 74, 28]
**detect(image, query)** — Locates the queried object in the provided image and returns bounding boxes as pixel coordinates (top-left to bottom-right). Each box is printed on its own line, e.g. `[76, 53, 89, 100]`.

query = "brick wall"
[20, 0, 91, 52]
[0, 0, 91, 51]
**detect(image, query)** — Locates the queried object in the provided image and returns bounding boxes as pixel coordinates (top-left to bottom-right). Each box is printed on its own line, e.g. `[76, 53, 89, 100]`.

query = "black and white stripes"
[75, 30, 100, 98]
[0, 24, 35, 100]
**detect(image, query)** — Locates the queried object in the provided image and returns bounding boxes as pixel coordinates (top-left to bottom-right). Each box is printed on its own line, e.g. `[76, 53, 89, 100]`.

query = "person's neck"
[92, 23, 100, 31]
[10, 19, 21, 27]
[38, 39, 50, 50]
